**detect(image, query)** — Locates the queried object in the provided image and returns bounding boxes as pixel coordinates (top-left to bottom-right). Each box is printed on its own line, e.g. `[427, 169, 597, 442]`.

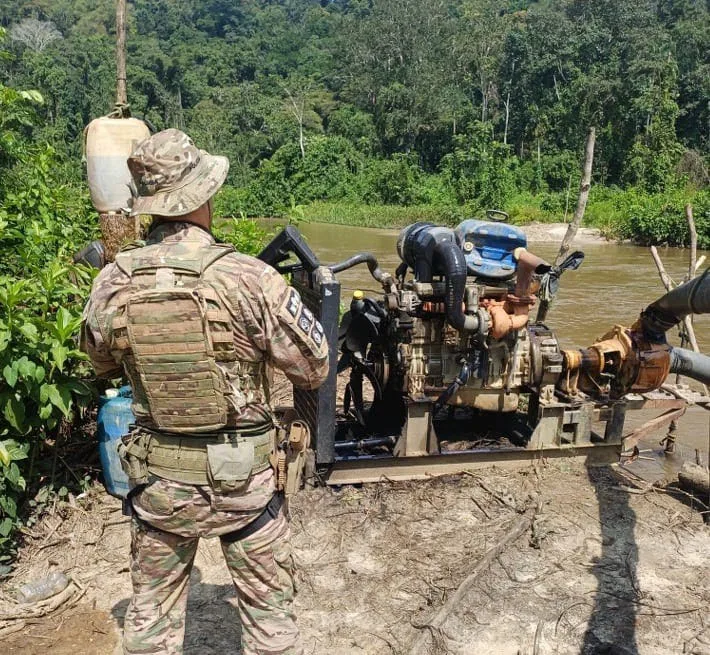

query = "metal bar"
[326, 445, 620, 485]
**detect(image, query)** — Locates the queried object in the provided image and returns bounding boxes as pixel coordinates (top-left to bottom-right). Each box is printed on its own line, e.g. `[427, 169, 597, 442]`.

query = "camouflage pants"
[123, 477, 301, 655]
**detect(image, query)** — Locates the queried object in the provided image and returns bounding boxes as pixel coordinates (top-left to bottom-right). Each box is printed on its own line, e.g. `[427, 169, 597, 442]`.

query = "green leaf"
[1, 440, 28, 462]
[0, 518, 13, 538]
[5, 462, 21, 488]
[2, 365, 17, 388]
[54, 308, 79, 342]
[34, 366, 45, 383]
[0, 441, 9, 467]
[65, 380, 93, 397]
[39, 403, 53, 420]
[0, 331, 9, 352]
[0, 495, 17, 519]
[50, 344, 68, 371]
[43, 384, 72, 417]
[15, 357, 35, 379]
[3, 397, 26, 433]
[18, 322, 38, 342]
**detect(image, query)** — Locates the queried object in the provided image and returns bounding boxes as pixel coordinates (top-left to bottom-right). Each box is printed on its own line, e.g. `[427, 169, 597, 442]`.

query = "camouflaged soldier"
[81, 129, 328, 655]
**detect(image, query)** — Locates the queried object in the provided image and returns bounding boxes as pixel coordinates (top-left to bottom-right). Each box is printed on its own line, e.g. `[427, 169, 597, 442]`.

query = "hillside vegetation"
[1, 0, 709, 243]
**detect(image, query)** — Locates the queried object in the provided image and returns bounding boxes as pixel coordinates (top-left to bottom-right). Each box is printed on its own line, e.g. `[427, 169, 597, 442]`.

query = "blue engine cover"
[455, 219, 527, 280]
[97, 386, 133, 498]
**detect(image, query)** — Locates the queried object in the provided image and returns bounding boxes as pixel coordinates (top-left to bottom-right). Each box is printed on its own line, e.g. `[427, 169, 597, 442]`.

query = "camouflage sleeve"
[239, 267, 329, 390]
[80, 270, 123, 379]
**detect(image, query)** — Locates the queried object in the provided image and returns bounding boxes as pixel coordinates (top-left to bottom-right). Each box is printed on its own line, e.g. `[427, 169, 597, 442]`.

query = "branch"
[409, 514, 533, 655]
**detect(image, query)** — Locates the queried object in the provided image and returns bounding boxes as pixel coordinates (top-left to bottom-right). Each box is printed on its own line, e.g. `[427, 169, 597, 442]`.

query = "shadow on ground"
[583, 466, 639, 655]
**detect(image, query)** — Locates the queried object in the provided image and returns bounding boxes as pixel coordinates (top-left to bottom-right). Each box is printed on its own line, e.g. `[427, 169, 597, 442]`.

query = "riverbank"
[225, 185, 709, 251]
[298, 201, 608, 244]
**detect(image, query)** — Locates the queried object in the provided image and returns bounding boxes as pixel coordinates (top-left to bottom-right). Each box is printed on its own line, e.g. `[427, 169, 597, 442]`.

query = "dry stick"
[537, 126, 596, 322]
[554, 126, 596, 267]
[116, 0, 127, 105]
[409, 514, 533, 655]
[687, 204, 697, 282]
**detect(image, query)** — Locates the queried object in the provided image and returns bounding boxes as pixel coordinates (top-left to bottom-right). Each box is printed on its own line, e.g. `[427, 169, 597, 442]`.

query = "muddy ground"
[1, 457, 708, 655]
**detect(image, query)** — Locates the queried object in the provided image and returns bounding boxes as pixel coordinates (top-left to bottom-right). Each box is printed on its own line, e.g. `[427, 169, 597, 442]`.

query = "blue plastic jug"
[97, 386, 133, 498]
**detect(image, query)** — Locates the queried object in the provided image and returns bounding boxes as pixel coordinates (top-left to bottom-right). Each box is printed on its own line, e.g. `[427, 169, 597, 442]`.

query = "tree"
[9, 19, 62, 53]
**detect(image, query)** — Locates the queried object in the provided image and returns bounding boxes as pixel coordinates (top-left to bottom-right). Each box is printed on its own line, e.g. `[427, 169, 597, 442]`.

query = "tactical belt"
[131, 425, 274, 485]
[221, 492, 284, 544]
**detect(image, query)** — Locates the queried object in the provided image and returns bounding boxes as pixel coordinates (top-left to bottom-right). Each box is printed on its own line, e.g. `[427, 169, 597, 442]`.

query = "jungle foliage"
[0, 0, 709, 244]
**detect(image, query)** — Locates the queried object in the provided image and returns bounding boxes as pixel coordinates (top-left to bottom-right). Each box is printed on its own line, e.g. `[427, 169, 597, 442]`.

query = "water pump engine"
[258, 217, 710, 483]
[338, 218, 563, 452]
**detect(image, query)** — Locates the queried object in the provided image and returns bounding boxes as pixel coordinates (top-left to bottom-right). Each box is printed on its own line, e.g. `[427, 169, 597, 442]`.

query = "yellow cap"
[352, 290, 364, 300]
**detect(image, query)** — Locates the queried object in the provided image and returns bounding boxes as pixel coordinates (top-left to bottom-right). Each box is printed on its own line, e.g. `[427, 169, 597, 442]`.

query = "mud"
[2, 461, 708, 654]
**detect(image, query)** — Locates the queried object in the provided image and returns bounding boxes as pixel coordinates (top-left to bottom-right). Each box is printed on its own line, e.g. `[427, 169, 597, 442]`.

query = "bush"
[440, 124, 518, 210]
[213, 186, 257, 219]
[537, 150, 580, 192]
[0, 87, 99, 562]
[361, 154, 423, 205]
[251, 136, 363, 214]
[614, 188, 709, 248]
[213, 216, 269, 256]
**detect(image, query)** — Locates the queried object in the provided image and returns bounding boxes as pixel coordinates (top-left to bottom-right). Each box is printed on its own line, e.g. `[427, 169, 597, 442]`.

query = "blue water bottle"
[97, 386, 133, 498]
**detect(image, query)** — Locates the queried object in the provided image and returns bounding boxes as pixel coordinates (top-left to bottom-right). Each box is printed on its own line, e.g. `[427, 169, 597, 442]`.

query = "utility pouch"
[118, 432, 152, 488]
[206, 440, 254, 493]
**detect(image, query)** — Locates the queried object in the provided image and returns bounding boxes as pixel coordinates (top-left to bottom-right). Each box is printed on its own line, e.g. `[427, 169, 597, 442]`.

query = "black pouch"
[118, 432, 151, 487]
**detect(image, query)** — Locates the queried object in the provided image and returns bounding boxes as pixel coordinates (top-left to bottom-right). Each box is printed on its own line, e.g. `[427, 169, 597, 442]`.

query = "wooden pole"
[116, 0, 127, 105]
[536, 126, 595, 322]
[553, 126, 595, 267]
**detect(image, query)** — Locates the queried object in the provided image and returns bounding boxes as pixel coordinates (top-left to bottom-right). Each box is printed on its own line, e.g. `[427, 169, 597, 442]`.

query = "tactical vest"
[110, 242, 265, 433]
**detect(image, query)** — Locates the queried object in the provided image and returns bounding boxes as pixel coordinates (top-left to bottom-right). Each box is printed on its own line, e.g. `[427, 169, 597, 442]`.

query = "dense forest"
[0, 0, 709, 243]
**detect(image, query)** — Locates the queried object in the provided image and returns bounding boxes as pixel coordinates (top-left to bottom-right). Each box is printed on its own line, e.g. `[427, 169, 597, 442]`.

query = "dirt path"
[1, 461, 708, 655]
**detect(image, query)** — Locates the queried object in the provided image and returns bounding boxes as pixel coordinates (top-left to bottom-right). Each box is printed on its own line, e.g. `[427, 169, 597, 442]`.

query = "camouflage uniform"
[81, 130, 328, 655]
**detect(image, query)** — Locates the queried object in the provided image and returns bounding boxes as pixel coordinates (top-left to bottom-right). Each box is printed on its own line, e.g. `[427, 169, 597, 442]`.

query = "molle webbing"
[126, 288, 228, 431]
[145, 429, 274, 485]
[113, 243, 239, 433]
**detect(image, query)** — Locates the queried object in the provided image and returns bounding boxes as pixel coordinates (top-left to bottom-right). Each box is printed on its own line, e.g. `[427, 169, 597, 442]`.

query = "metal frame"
[323, 386, 702, 485]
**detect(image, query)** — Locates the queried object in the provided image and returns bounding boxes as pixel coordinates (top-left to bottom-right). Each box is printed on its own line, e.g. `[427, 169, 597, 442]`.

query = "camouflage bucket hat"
[127, 128, 229, 217]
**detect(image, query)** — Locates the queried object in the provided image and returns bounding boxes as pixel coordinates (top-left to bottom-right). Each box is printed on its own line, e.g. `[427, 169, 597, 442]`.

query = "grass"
[301, 201, 457, 228]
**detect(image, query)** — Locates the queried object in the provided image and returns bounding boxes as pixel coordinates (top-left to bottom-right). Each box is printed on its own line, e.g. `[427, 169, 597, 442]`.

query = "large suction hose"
[642, 268, 710, 338]
[669, 347, 710, 386]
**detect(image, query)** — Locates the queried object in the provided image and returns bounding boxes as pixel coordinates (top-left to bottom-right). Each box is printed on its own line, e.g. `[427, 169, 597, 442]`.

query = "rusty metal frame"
[327, 445, 621, 485]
